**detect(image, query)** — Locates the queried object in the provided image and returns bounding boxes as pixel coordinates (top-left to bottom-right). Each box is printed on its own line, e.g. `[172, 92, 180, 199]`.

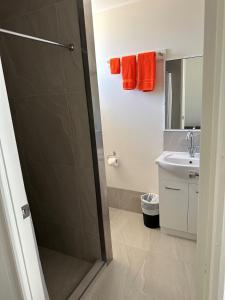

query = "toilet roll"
[107, 157, 119, 167]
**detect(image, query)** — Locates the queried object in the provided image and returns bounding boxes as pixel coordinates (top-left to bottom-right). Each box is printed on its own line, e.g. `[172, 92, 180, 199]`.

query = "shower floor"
[39, 247, 92, 300]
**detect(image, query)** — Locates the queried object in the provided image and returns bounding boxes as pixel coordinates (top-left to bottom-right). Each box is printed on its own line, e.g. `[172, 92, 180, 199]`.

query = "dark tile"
[56, 0, 86, 93]
[0, 36, 65, 98]
[0, 0, 103, 264]
[82, 234, 102, 263]
[36, 222, 84, 259]
[39, 247, 92, 300]
[0, 0, 62, 24]
[13, 95, 74, 165]
[26, 163, 81, 227]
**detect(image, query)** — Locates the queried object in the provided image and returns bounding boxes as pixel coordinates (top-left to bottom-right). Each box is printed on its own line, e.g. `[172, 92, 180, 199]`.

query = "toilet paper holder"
[107, 151, 119, 167]
[107, 151, 116, 158]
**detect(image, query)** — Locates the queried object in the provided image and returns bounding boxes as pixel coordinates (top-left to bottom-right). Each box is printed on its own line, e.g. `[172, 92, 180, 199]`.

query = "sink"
[156, 152, 200, 179]
[164, 152, 199, 166]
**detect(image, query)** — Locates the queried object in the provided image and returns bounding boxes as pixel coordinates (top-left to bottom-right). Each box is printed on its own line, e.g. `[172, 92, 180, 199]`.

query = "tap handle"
[186, 131, 193, 140]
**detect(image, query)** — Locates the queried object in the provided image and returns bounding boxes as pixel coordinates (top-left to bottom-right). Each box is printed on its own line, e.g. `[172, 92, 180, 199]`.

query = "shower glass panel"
[0, 1, 105, 299]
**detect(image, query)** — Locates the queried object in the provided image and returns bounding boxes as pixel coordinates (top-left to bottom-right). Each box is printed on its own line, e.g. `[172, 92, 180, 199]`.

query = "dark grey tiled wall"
[0, 0, 101, 262]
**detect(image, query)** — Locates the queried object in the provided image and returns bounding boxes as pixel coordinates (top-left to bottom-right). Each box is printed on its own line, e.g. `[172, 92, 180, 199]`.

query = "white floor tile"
[83, 208, 197, 300]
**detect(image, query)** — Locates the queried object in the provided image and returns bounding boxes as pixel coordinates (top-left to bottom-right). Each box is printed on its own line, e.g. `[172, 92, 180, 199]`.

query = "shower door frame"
[76, 0, 113, 265]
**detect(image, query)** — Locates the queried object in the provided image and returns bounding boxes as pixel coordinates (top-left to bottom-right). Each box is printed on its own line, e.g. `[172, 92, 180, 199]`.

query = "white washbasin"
[156, 152, 200, 179]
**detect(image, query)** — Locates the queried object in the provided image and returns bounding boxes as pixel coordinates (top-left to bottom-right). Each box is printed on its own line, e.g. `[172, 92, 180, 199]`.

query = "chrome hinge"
[21, 204, 31, 219]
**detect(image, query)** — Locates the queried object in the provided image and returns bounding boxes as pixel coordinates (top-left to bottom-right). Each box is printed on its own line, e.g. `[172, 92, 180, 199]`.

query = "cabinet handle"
[165, 187, 181, 191]
[189, 172, 199, 179]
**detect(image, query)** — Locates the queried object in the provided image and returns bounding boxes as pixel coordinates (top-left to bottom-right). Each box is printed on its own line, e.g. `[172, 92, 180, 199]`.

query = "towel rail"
[107, 51, 165, 64]
[0, 28, 75, 51]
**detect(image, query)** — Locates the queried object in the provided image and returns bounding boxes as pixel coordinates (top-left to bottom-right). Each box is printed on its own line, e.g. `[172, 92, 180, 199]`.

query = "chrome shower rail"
[0, 28, 75, 51]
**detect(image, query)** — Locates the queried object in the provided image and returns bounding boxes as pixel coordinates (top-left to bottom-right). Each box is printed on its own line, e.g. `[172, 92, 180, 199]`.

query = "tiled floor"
[39, 247, 92, 300]
[83, 208, 197, 300]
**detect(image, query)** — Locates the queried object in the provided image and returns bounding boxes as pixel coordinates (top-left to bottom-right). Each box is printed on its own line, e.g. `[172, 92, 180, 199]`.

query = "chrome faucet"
[186, 131, 195, 157]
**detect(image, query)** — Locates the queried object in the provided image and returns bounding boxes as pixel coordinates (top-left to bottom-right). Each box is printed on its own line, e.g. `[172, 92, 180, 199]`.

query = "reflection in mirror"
[165, 56, 203, 130]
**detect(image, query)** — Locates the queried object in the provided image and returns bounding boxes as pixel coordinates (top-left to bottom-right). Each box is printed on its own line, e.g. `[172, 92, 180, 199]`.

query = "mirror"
[165, 56, 203, 130]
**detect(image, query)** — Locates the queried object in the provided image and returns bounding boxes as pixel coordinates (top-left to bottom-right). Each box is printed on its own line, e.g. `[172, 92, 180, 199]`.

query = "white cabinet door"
[0, 58, 47, 300]
[159, 180, 188, 232]
[188, 184, 199, 234]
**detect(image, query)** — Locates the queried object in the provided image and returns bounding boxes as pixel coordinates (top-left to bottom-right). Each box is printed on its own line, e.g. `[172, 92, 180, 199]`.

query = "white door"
[0, 57, 48, 300]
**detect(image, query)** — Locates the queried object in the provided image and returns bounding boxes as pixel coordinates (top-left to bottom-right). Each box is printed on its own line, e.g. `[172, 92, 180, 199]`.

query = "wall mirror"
[165, 56, 203, 130]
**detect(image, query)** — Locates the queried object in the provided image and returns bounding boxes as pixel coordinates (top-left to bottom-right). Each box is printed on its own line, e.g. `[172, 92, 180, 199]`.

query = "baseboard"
[107, 187, 144, 214]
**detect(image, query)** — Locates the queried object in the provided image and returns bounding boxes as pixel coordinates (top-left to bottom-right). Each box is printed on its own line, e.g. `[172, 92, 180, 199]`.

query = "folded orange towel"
[110, 58, 121, 74]
[137, 52, 156, 92]
[122, 55, 137, 90]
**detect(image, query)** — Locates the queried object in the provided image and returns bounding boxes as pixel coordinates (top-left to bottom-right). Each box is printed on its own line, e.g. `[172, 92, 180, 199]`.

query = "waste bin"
[141, 193, 160, 228]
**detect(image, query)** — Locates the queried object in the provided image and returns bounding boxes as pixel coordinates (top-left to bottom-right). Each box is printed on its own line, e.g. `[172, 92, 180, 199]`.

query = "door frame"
[197, 0, 225, 298]
[1, 0, 225, 298]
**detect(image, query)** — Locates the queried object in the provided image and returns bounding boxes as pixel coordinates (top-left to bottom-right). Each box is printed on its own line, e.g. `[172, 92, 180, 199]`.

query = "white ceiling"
[92, 0, 141, 13]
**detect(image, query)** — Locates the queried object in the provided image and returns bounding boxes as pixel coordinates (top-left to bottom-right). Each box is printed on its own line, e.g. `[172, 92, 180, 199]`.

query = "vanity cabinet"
[188, 184, 199, 234]
[159, 169, 199, 240]
[160, 181, 189, 232]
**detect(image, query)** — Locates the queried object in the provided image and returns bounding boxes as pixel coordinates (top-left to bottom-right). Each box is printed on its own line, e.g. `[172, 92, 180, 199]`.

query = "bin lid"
[141, 193, 159, 204]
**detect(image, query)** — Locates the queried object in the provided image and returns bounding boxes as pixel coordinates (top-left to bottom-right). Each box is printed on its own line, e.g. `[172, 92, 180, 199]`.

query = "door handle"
[165, 187, 181, 191]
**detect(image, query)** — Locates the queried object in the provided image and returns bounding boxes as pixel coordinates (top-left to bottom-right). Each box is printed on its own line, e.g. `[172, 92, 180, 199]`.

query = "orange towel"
[122, 55, 137, 90]
[137, 52, 156, 92]
[110, 58, 121, 74]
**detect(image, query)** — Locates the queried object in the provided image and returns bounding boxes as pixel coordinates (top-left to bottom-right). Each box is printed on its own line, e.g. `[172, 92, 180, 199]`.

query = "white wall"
[92, 0, 143, 13]
[93, 0, 205, 193]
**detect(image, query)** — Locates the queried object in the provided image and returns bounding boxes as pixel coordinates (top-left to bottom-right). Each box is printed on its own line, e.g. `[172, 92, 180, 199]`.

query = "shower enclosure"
[0, 0, 112, 299]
